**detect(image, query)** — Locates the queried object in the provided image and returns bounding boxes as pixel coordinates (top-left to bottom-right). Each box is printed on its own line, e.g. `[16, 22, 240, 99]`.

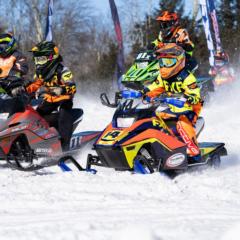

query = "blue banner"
[207, 0, 222, 52]
[45, 0, 53, 41]
[199, 0, 215, 67]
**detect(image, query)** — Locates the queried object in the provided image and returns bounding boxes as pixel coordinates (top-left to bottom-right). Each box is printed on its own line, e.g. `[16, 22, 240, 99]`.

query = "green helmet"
[31, 41, 61, 80]
[0, 33, 17, 58]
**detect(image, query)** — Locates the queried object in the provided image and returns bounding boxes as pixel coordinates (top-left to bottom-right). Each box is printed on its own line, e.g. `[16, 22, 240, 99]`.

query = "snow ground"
[0, 81, 240, 240]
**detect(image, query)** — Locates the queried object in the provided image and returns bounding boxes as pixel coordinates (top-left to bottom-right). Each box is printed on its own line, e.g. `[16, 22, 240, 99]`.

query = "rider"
[143, 43, 203, 161]
[0, 32, 28, 116]
[26, 41, 76, 151]
[209, 50, 234, 84]
[149, 11, 197, 73]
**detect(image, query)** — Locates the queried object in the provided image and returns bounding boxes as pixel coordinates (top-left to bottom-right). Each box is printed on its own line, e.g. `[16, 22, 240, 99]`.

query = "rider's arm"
[60, 67, 76, 96]
[175, 28, 194, 56]
[182, 73, 201, 105]
[26, 75, 43, 93]
[145, 74, 166, 98]
[9, 51, 29, 77]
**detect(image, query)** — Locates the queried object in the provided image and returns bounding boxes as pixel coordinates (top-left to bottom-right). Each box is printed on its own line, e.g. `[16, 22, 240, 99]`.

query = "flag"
[45, 0, 53, 41]
[207, 0, 222, 52]
[109, 0, 125, 89]
[199, 0, 215, 67]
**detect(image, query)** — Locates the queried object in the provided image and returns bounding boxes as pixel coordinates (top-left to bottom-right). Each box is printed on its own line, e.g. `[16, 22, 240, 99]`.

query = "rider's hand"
[35, 86, 48, 99]
[11, 86, 25, 97]
[50, 87, 63, 96]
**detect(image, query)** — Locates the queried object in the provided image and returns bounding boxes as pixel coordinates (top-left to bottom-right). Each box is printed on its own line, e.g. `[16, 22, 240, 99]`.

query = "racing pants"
[37, 100, 73, 151]
[157, 109, 200, 157]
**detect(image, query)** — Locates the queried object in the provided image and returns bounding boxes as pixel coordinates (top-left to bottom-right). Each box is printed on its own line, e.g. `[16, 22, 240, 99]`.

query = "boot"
[176, 115, 200, 157]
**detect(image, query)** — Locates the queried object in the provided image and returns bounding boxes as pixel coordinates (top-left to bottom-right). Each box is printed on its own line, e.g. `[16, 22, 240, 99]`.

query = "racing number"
[136, 52, 148, 60]
[102, 130, 122, 141]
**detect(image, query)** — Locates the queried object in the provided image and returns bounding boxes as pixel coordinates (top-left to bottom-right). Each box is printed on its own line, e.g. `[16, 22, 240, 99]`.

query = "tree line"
[0, 0, 239, 93]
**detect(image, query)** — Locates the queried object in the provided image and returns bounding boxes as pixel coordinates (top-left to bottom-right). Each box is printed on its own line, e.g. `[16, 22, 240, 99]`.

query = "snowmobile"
[85, 90, 227, 175]
[0, 94, 99, 171]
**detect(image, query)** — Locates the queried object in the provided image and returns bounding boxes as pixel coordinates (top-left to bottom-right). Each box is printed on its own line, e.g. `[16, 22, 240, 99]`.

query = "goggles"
[159, 58, 177, 68]
[159, 21, 173, 30]
[0, 43, 8, 54]
[34, 56, 49, 65]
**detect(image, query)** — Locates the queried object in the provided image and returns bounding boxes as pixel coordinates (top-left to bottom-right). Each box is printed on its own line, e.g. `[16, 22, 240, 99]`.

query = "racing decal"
[152, 118, 167, 129]
[177, 125, 200, 155]
[62, 71, 73, 81]
[101, 130, 122, 141]
[136, 52, 150, 60]
[166, 153, 186, 168]
[163, 80, 182, 93]
[70, 135, 82, 149]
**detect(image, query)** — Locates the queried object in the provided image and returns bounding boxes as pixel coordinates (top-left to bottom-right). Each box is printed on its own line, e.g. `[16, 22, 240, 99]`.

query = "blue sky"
[91, 0, 193, 17]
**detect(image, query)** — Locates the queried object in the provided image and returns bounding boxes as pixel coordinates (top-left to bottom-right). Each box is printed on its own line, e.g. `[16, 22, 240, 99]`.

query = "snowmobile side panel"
[70, 131, 100, 150]
[95, 146, 130, 170]
[200, 142, 227, 158]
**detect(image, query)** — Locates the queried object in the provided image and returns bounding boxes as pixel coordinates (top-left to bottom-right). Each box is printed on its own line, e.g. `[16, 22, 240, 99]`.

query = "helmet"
[0, 33, 17, 58]
[156, 43, 185, 79]
[30, 41, 61, 79]
[156, 11, 179, 38]
[214, 51, 229, 68]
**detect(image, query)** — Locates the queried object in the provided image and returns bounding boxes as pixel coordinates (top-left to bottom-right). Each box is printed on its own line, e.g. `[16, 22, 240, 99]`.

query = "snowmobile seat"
[43, 108, 83, 133]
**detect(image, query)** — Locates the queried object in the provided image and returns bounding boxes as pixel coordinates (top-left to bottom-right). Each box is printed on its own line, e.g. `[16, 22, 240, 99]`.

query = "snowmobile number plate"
[98, 130, 124, 145]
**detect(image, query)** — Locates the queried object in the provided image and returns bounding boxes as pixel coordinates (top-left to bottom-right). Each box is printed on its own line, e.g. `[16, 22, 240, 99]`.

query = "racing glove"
[11, 86, 25, 97]
[35, 86, 48, 99]
[50, 87, 63, 96]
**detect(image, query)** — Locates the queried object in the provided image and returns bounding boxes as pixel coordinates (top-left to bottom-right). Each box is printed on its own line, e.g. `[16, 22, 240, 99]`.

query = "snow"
[0, 81, 240, 240]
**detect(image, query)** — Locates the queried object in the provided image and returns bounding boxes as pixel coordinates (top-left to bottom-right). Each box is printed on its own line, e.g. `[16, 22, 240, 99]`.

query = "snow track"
[0, 82, 240, 240]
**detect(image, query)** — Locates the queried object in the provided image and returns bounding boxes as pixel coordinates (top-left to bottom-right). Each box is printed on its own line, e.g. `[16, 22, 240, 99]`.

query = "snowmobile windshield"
[119, 98, 152, 111]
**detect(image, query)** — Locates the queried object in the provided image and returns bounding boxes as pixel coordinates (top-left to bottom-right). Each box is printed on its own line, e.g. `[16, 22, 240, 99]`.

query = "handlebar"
[100, 90, 187, 109]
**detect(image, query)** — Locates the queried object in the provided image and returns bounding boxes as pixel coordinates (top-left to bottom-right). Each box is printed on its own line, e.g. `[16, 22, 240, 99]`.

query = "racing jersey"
[146, 70, 202, 115]
[27, 63, 76, 103]
[0, 50, 28, 94]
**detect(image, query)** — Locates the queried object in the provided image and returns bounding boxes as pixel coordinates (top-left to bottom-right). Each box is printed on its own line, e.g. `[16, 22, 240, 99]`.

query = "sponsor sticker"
[166, 153, 185, 168]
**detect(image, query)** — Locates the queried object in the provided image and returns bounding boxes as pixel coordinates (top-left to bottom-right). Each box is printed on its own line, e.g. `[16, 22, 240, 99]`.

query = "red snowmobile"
[0, 95, 99, 171]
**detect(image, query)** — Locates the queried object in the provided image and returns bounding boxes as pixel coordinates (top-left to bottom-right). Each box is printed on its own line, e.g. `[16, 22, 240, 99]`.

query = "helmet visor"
[0, 43, 9, 54]
[159, 20, 173, 30]
[34, 56, 48, 65]
[159, 58, 177, 68]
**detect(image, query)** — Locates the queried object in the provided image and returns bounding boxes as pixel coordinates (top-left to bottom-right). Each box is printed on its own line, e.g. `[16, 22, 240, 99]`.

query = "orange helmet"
[156, 11, 179, 38]
[156, 43, 185, 79]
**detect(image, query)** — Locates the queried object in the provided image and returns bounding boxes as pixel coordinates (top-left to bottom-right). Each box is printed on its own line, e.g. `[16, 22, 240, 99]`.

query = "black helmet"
[156, 11, 179, 38]
[0, 33, 17, 57]
[31, 41, 62, 79]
